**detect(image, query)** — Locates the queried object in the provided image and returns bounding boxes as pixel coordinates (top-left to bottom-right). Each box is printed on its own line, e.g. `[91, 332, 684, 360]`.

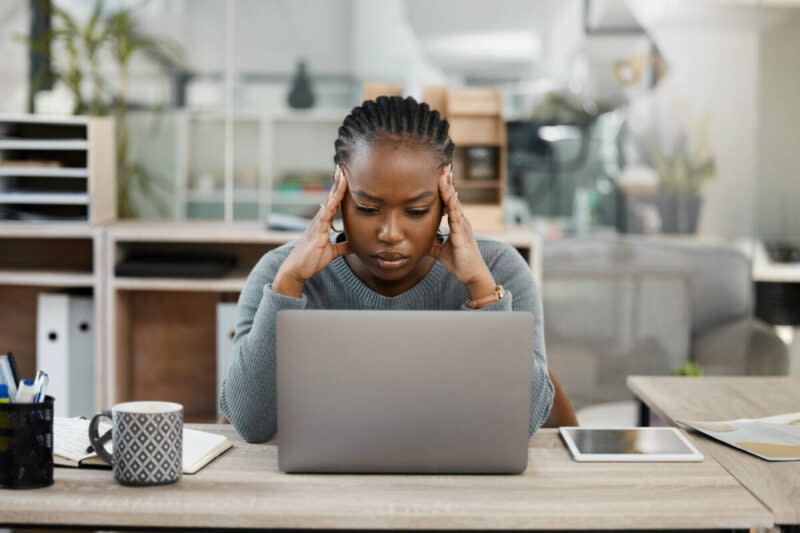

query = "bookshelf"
[0, 222, 105, 409]
[103, 221, 541, 423]
[0, 114, 116, 224]
[172, 109, 343, 222]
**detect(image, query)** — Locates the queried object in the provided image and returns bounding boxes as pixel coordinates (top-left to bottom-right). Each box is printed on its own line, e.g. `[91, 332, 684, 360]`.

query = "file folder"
[36, 293, 94, 418]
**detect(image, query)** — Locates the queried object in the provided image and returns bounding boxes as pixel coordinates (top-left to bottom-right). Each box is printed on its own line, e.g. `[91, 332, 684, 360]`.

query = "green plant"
[670, 361, 704, 377]
[530, 91, 616, 125]
[19, 0, 182, 218]
[648, 113, 715, 196]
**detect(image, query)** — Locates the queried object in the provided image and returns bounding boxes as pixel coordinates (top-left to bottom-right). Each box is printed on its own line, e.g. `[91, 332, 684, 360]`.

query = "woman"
[220, 96, 575, 443]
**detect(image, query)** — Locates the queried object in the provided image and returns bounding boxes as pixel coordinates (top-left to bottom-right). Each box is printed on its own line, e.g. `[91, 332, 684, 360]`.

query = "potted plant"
[647, 112, 715, 234]
[19, 0, 182, 218]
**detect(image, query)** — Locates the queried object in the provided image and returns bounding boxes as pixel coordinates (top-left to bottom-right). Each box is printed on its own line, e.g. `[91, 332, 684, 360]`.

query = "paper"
[53, 417, 111, 466]
[679, 411, 800, 461]
[53, 417, 233, 474]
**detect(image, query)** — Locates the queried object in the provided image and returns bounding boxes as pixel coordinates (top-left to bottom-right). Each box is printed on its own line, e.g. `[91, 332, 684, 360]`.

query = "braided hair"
[333, 96, 455, 170]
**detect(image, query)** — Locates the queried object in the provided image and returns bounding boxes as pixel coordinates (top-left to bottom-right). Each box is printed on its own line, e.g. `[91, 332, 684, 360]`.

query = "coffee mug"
[89, 401, 183, 486]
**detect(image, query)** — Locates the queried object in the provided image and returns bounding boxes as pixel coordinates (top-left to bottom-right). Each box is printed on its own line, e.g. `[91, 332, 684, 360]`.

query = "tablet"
[559, 427, 704, 462]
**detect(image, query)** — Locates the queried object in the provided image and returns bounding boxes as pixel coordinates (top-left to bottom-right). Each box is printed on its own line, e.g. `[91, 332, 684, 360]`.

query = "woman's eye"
[355, 205, 379, 214]
[406, 209, 430, 217]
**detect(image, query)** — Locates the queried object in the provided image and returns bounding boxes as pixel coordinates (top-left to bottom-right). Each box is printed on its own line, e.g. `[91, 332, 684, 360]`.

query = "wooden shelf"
[112, 273, 248, 292]
[0, 192, 89, 205]
[272, 191, 329, 205]
[0, 221, 97, 237]
[107, 221, 303, 244]
[0, 167, 88, 178]
[0, 269, 95, 287]
[0, 139, 89, 150]
[456, 180, 502, 189]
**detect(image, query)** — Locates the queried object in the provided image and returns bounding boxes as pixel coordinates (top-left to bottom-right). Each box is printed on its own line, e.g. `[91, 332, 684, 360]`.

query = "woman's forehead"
[346, 140, 441, 187]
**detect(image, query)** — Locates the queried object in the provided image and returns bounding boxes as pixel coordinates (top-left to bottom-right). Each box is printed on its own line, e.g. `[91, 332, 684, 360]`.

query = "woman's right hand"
[271, 166, 352, 297]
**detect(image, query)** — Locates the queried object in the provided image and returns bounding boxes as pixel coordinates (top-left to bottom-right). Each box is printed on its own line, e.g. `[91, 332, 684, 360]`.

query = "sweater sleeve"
[461, 241, 554, 437]
[219, 243, 306, 443]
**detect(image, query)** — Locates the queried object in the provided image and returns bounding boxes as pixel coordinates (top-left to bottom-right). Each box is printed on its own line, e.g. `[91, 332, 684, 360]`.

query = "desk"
[628, 376, 800, 530]
[0, 425, 771, 531]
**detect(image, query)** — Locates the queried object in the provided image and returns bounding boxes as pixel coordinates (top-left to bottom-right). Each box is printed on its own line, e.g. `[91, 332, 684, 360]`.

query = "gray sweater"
[219, 236, 554, 443]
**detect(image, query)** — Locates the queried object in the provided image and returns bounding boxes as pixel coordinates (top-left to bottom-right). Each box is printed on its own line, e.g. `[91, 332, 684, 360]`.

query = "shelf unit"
[173, 109, 343, 222]
[0, 222, 105, 409]
[0, 114, 115, 224]
[362, 85, 508, 232]
[104, 221, 541, 423]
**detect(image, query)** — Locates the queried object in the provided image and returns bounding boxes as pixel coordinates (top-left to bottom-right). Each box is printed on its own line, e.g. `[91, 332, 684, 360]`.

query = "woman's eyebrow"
[352, 190, 434, 203]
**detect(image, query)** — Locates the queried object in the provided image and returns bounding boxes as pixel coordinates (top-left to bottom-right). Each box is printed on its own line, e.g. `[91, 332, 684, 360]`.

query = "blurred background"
[2, 0, 800, 424]
[1, 0, 797, 238]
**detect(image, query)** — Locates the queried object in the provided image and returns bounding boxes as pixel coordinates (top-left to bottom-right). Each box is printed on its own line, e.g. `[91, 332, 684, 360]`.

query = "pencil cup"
[89, 401, 183, 486]
[0, 395, 55, 489]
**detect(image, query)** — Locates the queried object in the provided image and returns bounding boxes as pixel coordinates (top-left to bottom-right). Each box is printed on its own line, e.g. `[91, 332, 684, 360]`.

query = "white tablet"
[559, 427, 704, 462]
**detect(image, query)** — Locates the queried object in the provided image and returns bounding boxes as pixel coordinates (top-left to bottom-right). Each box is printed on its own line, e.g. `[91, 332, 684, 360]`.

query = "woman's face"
[340, 139, 445, 284]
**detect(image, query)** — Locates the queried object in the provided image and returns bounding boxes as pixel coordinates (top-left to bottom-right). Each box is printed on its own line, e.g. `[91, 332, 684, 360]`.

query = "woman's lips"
[374, 253, 409, 270]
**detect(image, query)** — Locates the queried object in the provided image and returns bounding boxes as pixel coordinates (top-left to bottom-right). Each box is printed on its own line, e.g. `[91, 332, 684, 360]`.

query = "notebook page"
[183, 427, 232, 474]
[54, 417, 231, 473]
[54, 417, 111, 463]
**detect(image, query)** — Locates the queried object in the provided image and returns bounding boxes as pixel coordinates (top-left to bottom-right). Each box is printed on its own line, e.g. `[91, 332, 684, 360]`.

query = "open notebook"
[54, 417, 234, 474]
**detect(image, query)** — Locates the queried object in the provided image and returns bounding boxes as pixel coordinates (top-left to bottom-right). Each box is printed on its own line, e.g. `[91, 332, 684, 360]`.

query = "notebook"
[53, 417, 233, 474]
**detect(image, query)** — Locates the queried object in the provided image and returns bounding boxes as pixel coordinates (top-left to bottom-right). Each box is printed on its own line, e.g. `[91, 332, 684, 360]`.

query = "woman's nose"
[378, 211, 403, 244]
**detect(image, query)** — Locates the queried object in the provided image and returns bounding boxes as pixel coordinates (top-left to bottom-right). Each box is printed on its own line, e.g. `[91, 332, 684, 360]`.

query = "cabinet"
[103, 221, 541, 421]
[0, 223, 105, 409]
[0, 114, 115, 224]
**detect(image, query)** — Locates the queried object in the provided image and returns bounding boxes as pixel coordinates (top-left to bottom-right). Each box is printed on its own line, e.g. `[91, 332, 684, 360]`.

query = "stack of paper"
[679, 411, 800, 461]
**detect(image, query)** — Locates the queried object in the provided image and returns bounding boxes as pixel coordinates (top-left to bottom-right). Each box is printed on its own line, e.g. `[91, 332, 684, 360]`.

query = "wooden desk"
[628, 376, 800, 529]
[0, 426, 771, 531]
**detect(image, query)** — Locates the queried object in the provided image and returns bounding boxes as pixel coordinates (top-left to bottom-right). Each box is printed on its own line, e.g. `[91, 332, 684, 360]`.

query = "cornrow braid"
[334, 96, 456, 170]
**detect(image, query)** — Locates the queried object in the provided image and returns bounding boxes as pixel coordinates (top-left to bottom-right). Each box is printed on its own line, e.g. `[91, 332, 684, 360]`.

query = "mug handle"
[88, 411, 114, 466]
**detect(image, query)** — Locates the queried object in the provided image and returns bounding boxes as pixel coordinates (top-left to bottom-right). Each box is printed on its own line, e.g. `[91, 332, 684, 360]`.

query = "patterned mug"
[89, 401, 183, 486]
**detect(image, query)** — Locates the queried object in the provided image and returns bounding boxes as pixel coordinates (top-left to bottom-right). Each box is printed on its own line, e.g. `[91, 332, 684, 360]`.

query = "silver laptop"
[276, 310, 534, 474]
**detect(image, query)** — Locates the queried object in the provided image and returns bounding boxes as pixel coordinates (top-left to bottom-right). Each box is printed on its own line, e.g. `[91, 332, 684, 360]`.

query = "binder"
[216, 302, 237, 416]
[36, 294, 94, 418]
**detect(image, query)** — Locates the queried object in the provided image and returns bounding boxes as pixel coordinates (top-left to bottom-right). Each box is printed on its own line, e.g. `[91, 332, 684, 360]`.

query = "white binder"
[216, 302, 237, 416]
[36, 293, 94, 418]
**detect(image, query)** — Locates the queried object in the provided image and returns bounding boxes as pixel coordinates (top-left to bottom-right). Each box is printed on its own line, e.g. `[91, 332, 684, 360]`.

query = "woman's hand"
[272, 167, 352, 297]
[427, 166, 497, 299]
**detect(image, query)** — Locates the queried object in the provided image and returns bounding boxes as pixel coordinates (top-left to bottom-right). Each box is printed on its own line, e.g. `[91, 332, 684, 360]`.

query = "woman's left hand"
[427, 165, 498, 299]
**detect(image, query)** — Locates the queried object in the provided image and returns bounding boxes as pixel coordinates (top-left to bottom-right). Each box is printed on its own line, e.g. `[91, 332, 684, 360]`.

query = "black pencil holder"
[0, 395, 54, 489]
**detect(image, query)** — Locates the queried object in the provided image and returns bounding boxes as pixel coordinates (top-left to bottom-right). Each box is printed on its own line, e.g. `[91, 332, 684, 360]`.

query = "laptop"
[276, 310, 534, 474]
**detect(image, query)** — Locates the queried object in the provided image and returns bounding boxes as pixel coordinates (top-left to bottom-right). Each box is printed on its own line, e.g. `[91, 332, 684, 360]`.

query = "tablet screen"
[562, 428, 697, 455]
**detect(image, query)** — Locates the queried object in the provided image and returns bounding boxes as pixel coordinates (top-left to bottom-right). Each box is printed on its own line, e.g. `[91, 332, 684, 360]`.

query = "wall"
[756, 12, 800, 240]
[0, 1, 29, 113]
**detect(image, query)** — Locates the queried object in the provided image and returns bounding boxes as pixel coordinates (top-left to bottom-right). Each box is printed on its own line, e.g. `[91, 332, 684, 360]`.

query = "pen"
[0, 356, 16, 403]
[6, 352, 20, 386]
[32, 370, 49, 403]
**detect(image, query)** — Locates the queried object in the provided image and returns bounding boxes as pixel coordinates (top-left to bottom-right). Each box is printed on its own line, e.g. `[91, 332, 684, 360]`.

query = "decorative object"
[647, 112, 715, 234]
[288, 60, 315, 109]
